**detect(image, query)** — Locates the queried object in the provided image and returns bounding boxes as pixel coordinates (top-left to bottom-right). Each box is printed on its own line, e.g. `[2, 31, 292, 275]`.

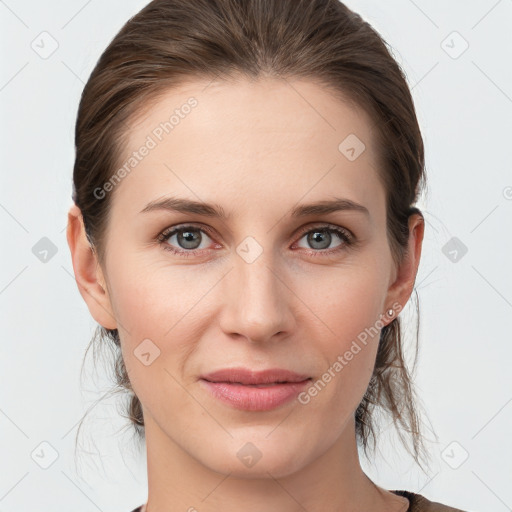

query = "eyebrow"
[139, 196, 370, 218]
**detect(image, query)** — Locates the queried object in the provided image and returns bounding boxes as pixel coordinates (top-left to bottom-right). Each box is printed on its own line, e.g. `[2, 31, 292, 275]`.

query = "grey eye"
[297, 229, 344, 250]
[166, 228, 212, 250]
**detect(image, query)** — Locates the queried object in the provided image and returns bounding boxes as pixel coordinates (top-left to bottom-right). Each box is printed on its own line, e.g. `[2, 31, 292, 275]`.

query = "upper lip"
[201, 368, 311, 385]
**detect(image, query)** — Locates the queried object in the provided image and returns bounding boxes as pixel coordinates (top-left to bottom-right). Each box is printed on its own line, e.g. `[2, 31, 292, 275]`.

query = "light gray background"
[1, 1, 511, 511]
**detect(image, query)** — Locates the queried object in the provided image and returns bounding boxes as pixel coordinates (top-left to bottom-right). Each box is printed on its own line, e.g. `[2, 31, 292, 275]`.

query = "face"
[70, 76, 422, 479]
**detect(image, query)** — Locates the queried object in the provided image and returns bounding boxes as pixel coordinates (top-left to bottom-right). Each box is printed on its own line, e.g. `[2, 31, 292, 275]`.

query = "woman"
[66, 1, 467, 510]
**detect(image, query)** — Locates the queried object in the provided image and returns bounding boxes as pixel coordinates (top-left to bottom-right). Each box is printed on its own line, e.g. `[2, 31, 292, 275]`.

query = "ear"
[383, 213, 425, 322]
[66, 203, 117, 330]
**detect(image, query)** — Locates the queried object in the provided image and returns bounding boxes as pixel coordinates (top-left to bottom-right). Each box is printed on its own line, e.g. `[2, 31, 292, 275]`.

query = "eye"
[156, 223, 355, 258]
[293, 224, 354, 256]
[157, 224, 217, 257]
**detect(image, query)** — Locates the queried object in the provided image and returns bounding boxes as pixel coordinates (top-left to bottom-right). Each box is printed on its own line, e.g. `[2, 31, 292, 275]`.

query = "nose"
[218, 250, 296, 344]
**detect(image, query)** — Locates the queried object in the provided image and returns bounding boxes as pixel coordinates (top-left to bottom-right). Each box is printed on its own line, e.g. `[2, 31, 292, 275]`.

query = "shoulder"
[391, 489, 469, 511]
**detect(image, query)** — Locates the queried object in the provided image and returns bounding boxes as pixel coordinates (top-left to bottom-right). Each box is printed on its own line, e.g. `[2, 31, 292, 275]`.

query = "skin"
[67, 76, 424, 512]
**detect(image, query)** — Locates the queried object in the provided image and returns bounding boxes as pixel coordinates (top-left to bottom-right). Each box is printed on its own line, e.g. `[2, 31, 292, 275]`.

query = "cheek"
[104, 253, 215, 402]
[292, 262, 387, 401]
[294, 257, 388, 342]
[106, 251, 206, 339]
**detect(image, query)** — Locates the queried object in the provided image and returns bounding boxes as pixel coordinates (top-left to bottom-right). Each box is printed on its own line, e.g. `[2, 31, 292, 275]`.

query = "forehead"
[110, 76, 384, 222]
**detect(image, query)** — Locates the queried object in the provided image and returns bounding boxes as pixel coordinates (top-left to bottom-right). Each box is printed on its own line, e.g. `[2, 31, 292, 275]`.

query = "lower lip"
[199, 379, 311, 411]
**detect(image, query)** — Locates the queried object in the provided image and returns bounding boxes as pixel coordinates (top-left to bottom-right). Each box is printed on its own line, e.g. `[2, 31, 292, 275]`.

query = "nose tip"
[218, 258, 295, 344]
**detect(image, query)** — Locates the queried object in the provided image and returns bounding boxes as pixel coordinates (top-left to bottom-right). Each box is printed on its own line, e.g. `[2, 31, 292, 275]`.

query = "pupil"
[179, 230, 201, 249]
[309, 230, 331, 250]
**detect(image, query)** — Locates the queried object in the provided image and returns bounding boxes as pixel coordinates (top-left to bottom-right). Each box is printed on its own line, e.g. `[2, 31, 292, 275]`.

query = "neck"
[142, 415, 408, 512]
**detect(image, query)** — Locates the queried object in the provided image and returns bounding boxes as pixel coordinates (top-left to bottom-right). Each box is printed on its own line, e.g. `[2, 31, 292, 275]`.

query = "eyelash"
[157, 224, 356, 258]
[155, 223, 355, 259]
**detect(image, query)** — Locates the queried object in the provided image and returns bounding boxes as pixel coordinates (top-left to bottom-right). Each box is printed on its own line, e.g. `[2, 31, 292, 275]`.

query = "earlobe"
[384, 213, 425, 321]
[66, 204, 118, 330]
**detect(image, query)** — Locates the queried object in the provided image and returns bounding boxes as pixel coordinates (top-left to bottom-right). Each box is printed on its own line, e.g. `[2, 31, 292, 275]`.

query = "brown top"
[390, 490, 467, 511]
[131, 490, 467, 511]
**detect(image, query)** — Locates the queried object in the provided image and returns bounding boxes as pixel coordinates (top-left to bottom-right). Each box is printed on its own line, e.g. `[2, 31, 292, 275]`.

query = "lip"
[201, 367, 311, 385]
[199, 367, 312, 411]
[199, 379, 311, 411]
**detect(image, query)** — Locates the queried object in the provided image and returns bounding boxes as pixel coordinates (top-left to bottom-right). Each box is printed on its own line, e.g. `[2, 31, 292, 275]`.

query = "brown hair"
[73, 0, 433, 472]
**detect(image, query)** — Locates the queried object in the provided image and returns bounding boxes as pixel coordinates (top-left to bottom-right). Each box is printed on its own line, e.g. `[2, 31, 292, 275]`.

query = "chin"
[194, 433, 310, 479]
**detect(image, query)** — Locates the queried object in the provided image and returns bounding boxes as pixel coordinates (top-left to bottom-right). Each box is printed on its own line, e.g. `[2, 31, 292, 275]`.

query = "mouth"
[199, 377, 312, 411]
[202, 379, 311, 387]
[200, 367, 311, 386]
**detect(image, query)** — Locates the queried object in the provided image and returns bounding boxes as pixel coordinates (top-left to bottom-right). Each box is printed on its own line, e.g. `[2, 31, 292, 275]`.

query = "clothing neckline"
[391, 490, 421, 511]
[137, 492, 413, 512]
